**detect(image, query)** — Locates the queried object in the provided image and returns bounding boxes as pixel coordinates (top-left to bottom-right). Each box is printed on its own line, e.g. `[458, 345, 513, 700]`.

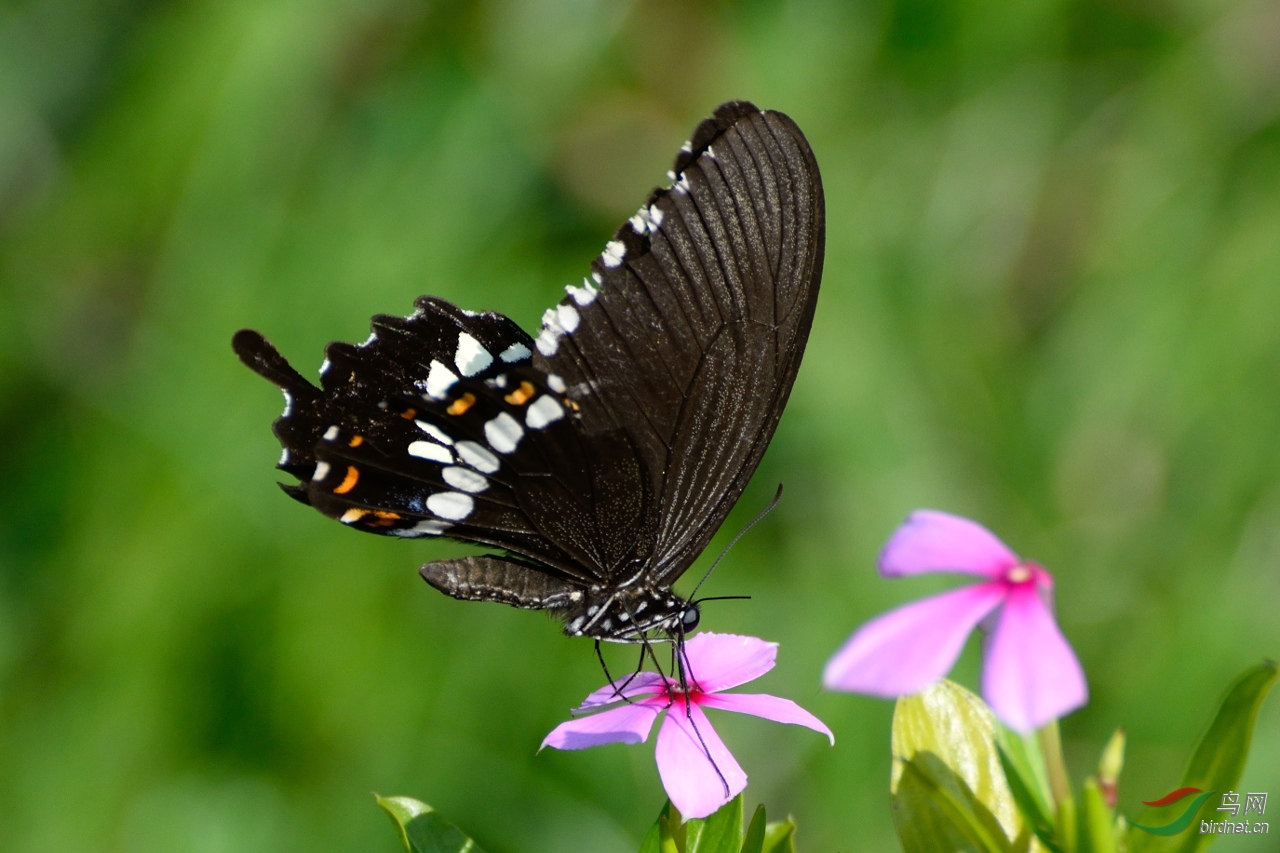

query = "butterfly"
[233, 100, 824, 649]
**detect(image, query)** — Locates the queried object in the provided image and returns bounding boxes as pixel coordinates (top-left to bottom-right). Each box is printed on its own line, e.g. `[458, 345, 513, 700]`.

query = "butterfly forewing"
[233, 100, 823, 643]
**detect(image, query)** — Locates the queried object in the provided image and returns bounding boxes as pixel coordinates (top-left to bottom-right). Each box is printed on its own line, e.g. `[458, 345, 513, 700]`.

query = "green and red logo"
[1130, 787, 1216, 836]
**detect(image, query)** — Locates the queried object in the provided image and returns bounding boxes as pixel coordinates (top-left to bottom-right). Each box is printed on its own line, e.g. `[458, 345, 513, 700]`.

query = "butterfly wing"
[531, 101, 825, 585]
[233, 100, 823, 606]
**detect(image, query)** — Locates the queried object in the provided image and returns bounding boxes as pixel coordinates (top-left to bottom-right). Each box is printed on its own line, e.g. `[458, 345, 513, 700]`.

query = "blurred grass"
[1, 0, 1279, 851]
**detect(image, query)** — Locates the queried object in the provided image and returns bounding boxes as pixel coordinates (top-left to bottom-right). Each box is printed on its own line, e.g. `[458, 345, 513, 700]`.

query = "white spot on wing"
[361, 332, 377, 347]
[629, 213, 647, 234]
[547, 374, 566, 393]
[415, 421, 453, 445]
[680, 141, 692, 153]
[281, 390, 293, 417]
[323, 425, 339, 441]
[526, 395, 564, 429]
[499, 342, 531, 363]
[319, 358, 330, 375]
[425, 360, 458, 399]
[648, 204, 664, 227]
[537, 307, 565, 356]
[390, 519, 452, 538]
[602, 240, 625, 268]
[408, 440, 453, 464]
[676, 174, 691, 192]
[426, 492, 473, 521]
[443, 466, 488, 493]
[591, 271, 602, 285]
[557, 304, 579, 333]
[313, 461, 330, 481]
[566, 279, 597, 306]
[454, 333, 493, 377]
[340, 508, 364, 524]
[455, 441, 500, 473]
[279, 448, 290, 466]
[536, 328, 560, 356]
[484, 412, 523, 453]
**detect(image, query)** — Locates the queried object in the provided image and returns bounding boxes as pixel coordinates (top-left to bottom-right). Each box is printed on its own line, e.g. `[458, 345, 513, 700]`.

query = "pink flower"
[823, 510, 1087, 732]
[542, 632, 833, 819]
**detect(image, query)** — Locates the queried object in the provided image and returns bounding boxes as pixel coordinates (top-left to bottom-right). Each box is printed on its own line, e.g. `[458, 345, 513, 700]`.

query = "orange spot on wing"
[400, 408, 417, 420]
[348, 435, 364, 447]
[447, 393, 476, 415]
[504, 381, 535, 405]
[334, 466, 360, 494]
[368, 510, 401, 527]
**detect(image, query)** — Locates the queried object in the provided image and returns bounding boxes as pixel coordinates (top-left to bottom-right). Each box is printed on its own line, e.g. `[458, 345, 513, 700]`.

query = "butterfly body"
[234, 101, 823, 645]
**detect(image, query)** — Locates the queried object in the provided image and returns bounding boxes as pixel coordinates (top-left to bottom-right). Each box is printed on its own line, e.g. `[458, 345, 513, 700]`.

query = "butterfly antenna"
[688, 484, 784, 601]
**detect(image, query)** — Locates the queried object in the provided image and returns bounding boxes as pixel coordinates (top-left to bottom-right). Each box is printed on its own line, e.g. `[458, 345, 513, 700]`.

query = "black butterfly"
[233, 100, 823, 648]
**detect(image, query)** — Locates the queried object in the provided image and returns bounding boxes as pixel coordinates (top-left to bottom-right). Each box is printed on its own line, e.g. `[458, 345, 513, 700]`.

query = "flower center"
[663, 682, 706, 705]
[1006, 564, 1032, 584]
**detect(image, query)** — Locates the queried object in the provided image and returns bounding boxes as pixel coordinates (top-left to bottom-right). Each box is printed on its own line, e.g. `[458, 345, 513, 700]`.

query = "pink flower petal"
[577, 672, 667, 710]
[655, 701, 747, 819]
[541, 702, 663, 751]
[982, 583, 1088, 732]
[879, 510, 1019, 578]
[823, 582, 1007, 696]
[681, 632, 777, 694]
[698, 693, 834, 744]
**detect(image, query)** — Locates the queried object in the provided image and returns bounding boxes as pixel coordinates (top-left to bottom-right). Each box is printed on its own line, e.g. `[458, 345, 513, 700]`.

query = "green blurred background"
[2, 0, 1278, 850]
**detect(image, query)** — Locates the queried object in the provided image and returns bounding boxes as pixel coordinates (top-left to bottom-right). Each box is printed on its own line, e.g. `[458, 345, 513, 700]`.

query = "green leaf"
[760, 818, 797, 853]
[375, 795, 488, 853]
[638, 801, 683, 853]
[894, 752, 1016, 853]
[639, 813, 663, 853]
[685, 794, 744, 853]
[891, 680, 1027, 851]
[1127, 660, 1278, 853]
[741, 805, 767, 853]
[1078, 779, 1118, 853]
[995, 727, 1056, 827]
[660, 802, 684, 853]
[997, 742, 1061, 853]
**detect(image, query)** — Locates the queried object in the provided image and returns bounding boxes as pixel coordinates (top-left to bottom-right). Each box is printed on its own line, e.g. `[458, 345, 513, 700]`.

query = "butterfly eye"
[680, 605, 701, 631]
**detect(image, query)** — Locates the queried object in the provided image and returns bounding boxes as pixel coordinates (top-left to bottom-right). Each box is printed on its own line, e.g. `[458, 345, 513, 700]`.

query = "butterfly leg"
[614, 642, 651, 699]
[640, 633, 669, 681]
[594, 640, 639, 705]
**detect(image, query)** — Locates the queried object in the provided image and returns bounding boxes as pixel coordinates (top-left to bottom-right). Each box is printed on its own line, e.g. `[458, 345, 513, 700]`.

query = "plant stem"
[1036, 721, 1071, 809]
[1038, 721, 1079, 851]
